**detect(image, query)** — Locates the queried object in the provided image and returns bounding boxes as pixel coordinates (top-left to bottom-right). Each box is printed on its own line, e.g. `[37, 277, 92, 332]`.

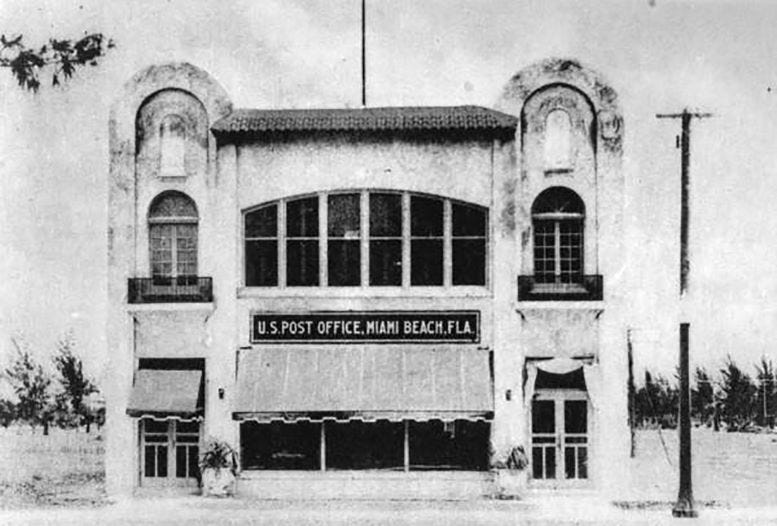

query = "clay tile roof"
[211, 106, 517, 136]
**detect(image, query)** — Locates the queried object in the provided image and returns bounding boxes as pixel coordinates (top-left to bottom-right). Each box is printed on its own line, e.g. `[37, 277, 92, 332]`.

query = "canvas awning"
[127, 369, 203, 419]
[233, 347, 493, 422]
[524, 357, 602, 409]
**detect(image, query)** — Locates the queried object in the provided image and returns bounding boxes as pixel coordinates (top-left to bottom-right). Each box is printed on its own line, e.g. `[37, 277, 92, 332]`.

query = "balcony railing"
[128, 277, 213, 304]
[517, 275, 602, 301]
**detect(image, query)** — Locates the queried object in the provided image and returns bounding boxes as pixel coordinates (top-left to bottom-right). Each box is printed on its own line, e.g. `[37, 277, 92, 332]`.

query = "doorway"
[530, 389, 590, 487]
[140, 419, 200, 487]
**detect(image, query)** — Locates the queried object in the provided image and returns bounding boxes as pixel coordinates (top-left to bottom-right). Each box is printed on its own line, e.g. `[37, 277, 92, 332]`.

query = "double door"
[530, 390, 590, 486]
[140, 419, 200, 487]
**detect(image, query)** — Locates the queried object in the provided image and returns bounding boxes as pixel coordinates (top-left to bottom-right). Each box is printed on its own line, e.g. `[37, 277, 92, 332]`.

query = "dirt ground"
[0, 426, 106, 509]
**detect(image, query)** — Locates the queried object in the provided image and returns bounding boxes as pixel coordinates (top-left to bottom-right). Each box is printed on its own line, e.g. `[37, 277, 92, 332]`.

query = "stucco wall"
[236, 135, 494, 210]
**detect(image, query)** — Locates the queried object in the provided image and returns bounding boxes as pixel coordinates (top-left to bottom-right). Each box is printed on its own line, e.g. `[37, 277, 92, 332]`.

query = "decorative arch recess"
[243, 190, 489, 289]
[497, 58, 623, 152]
[135, 88, 209, 178]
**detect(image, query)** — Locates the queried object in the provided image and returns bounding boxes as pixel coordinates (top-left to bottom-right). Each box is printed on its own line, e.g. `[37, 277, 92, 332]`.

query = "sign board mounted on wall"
[250, 311, 480, 344]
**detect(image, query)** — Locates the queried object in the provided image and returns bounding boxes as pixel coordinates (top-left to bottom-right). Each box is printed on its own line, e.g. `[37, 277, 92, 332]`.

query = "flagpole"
[361, 0, 366, 107]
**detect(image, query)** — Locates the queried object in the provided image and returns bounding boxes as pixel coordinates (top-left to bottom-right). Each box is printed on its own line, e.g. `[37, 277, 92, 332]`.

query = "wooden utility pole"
[656, 110, 712, 296]
[656, 109, 712, 519]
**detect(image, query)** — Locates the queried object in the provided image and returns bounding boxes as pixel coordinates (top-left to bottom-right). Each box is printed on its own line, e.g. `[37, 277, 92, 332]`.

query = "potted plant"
[199, 437, 239, 497]
[491, 445, 530, 498]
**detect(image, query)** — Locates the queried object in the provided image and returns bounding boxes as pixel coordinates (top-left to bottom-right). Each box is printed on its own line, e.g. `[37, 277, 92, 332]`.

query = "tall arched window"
[159, 114, 187, 177]
[544, 109, 572, 171]
[148, 192, 198, 284]
[532, 187, 584, 286]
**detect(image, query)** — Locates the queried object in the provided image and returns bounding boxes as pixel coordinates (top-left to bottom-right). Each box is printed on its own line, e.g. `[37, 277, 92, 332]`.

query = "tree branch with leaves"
[0, 32, 114, 92]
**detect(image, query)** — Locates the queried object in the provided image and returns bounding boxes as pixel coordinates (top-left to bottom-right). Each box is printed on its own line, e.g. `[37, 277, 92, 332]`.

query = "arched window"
[159, 114, 187, 177]
[531, 187, 584, 286]
[244, 191, 487, 288]
[148, 192, 198, 283]
[544, 109, 572, 171]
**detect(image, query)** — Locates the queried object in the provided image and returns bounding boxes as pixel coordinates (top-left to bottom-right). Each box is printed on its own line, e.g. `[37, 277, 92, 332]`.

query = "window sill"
[127, 302, 215, 313]
[516, 301, 604, 312]
[237, 286, 492, 300]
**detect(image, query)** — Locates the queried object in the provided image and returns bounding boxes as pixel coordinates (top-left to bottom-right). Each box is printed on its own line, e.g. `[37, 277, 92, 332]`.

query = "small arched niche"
[159, 114, 187, 177]
[544, 109, 572, 171]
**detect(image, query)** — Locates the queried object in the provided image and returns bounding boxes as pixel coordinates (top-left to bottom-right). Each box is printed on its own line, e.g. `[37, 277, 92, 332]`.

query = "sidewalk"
[3, 494, 777, 525]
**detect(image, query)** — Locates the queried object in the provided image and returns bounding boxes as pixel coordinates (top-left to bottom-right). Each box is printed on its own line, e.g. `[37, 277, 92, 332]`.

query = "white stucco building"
[106, 57, 629, 499]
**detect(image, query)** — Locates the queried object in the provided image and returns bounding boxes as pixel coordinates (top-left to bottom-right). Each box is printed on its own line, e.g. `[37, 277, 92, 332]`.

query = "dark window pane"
[176, 446, 187, 478]
[408, 421, 489, 471]
[157, 446, 168, 477]
[245, 240, 277, 286]
[189, 446, 199, 479]
[328, 194, 360, 237]
[535, 369, 586, 390]
[327, 421, 404, 470]
[145, 419, 168, 434]
[245, 204, 277, 238]
[240, 421, 320, 470]
[564, 400, 587, 434]
[411, 196, 443, 236]
[328, 240, 360, 286]
[452, 239, 485, 285]
[370, 240, 402, 285]
[578, 447, 588, 479]
[411, 239, 442, 285]
[545, 447, 556, 479]
[532, 400, 555, 434]
[531, 447, 543, 479]
[144, 446, 156, 477]
[287, 240, 319, 286]
[452, 203, 486, 236]
[287, 197, 318, 237]
[565, 447, 575, 479]
[177, 421, 199, 434]
[370, 193, 402, 237]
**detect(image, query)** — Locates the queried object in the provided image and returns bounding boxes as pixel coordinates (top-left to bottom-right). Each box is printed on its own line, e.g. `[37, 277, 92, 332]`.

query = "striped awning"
[127, 369, 203, 419]
[233, 347, 493, 422]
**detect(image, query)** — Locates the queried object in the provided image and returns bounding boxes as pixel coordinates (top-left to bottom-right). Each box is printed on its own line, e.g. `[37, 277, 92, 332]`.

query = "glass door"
[140, 419, 200, 487]
[530, 390, 590, 486]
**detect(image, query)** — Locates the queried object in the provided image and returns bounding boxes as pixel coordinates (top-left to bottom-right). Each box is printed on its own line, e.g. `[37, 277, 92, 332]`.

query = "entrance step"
[238, 471, 496, 501]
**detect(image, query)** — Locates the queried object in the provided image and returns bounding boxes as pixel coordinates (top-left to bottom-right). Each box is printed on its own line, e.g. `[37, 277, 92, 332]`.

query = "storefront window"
[244, 191, 487, 288]
[409, 420, 489, 470]
[241, 421, 320, 470]
[327, 421, 403, 470]
[240, 420, 490, 472]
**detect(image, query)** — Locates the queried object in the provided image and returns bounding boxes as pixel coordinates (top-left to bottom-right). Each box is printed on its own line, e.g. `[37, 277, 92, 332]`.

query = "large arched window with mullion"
[531, 187, 584, 286]
[148, 191, 198, 284]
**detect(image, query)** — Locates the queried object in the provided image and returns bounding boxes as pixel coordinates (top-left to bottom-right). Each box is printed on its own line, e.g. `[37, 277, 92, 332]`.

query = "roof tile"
[211, 105, 517, 135]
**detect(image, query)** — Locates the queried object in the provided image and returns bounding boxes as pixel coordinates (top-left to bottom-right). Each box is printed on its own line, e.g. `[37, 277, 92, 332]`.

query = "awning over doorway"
[233, 347, 493, 422]
[127, 369, 204, 419]
[524, 357, 602, 408]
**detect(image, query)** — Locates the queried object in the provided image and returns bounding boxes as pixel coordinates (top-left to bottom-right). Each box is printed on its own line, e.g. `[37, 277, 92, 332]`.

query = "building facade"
[106, 58, 629, 499]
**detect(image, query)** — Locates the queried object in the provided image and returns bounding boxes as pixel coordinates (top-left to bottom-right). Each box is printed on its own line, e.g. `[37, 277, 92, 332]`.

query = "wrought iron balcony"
[517, 275, 603, 301]
[128, 277, 213, 304]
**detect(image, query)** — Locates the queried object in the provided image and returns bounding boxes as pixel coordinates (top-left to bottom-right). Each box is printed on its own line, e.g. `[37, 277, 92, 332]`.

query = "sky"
[1, 0, 776, 386]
